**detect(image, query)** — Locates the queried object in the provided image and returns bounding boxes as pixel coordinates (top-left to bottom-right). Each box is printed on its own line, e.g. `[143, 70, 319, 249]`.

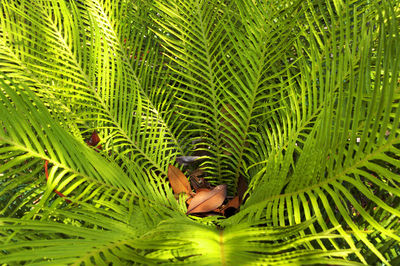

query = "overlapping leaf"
[0, 0, 399, 265]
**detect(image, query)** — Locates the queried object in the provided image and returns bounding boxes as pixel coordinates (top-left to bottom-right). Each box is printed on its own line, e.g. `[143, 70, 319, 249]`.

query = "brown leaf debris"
[187, 184, 227, 214]
[168, 165, 192, 196]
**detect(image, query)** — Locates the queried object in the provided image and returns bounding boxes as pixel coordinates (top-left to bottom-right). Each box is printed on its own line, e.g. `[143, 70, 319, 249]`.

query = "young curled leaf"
[187, 184, 227, 214]
[168, 165, 192, 196]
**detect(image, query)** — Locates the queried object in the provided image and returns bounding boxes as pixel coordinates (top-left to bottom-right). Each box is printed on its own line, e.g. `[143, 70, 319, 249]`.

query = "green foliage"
[0, 0, 399, 264]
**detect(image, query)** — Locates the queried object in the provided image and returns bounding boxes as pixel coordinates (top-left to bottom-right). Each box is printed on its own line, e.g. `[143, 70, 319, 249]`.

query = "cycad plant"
[0, 0, 399, 264]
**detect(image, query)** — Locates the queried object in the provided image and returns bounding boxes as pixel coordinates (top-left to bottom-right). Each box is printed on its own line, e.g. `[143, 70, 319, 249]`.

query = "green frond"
[229, 1, 400, 264]
[0, 216, 359, 265]
[1, 0, 400, 264]
[0, 0, 182, 180]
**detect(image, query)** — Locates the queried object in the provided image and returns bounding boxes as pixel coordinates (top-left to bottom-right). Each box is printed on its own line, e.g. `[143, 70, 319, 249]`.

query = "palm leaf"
[0, 214, 358, 265]
[229, 1, 400, 264]
[1, 0, 399, 264]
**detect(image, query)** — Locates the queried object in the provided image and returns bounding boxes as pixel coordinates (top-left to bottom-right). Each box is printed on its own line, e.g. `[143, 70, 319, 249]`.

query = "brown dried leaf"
[168, 165, 191, 195]
[186, 196, 193, 205]
[190, 175, 212, 191]
[86, 130, 101, 146]
[212, 207, 223, 214]
[190, 176, 202, 191]
[187, 184, 227, 214]
[225, 196, 240, 210]
[195, 188, 211, 193]
[221, 196, 240, 217]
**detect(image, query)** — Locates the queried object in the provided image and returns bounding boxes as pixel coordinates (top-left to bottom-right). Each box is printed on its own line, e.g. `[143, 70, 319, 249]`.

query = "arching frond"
[0, 0, 399, 264]
[0, 75, 182, 215]
[0, 215, 359, 265]
[228, 1, 400, 264]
